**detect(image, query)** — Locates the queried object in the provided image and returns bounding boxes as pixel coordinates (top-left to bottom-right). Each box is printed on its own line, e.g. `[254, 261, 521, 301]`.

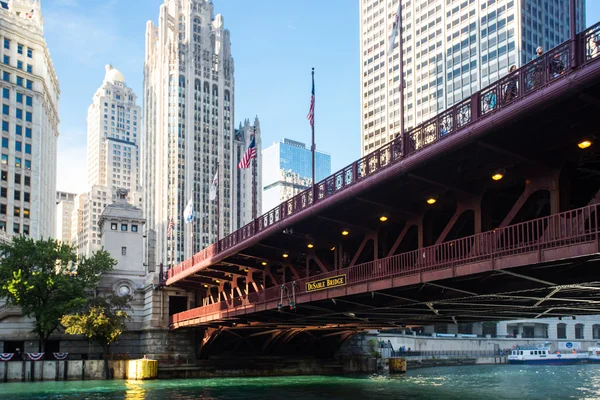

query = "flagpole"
[398, 6, 404, 144]
[252, 126, 257, 220]
[311, 67, 316, 201]
[190, 191, 194, 258]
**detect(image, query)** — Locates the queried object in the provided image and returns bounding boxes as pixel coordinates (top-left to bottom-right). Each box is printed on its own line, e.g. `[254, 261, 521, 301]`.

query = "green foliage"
[368, 338, 382, 358]
[61, 293, 133, 353]
[0, 236, 117, 351]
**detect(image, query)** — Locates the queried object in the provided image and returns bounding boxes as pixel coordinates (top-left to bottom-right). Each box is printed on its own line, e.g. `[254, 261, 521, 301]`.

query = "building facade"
[144, 0, 254, 267]
[71, 65, 142, 256]
[55, 190, 75, 243]
[232, 117, 262, 229]
[359, 0, 586, 155]
[262, 138, 331, 213]
[0, 0, 59, 238]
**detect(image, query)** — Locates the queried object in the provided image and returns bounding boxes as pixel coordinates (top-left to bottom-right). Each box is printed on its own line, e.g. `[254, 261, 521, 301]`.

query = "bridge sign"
[306, 274, 347, 292]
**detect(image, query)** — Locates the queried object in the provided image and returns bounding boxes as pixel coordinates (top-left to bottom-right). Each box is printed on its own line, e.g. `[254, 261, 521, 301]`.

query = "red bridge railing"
[167, 22, 600, 282]
[171, 204, 600, 325]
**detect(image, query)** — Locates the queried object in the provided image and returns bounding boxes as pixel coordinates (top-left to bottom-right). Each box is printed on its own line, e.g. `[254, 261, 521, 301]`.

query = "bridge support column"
[435, 196, 482, 245]
[499, 169, 561, 228]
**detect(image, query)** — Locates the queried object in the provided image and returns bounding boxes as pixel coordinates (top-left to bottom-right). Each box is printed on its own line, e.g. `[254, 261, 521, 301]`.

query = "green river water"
[2, 364, 599, 399]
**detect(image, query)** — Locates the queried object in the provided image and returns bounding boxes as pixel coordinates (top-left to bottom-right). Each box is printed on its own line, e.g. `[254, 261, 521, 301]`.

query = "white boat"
[508, 343, 587, 365]
[587, 345, 600, 363]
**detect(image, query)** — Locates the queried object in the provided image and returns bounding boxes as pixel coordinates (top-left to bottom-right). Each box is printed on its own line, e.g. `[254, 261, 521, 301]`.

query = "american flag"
[307, 77, 315, 127]
[238, 135, 257, 169]
[167, 217, 174, 239]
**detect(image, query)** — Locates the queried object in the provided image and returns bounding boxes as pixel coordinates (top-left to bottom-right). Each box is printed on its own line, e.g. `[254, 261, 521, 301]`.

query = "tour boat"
[508, 343, 587, 365]
[587, 345, 600, 363]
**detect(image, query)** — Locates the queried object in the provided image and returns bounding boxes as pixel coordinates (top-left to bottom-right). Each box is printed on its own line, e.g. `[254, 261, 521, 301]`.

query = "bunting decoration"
[0, 353, 14, 361]
[26, 352, 45, 361]
[53, 352, 69, 360]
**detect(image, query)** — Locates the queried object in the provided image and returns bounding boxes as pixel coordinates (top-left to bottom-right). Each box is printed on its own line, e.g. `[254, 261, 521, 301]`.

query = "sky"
[46, 0, 600, 194]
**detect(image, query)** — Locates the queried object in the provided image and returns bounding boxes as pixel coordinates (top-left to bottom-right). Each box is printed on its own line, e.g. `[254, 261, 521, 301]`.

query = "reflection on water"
[124, 380, 145, 399]
[3, 364, 600, 399]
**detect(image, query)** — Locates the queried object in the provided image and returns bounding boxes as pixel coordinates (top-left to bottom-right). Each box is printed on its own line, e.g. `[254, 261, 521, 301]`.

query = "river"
[2, 364, 599, 399]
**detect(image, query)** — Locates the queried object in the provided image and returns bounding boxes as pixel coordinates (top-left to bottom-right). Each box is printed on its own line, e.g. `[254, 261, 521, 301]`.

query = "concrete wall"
[0, 360, 118, 382]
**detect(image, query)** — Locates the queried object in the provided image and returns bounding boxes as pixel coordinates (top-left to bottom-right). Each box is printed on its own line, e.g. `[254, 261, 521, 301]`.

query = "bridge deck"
[172, 205, 600, 329]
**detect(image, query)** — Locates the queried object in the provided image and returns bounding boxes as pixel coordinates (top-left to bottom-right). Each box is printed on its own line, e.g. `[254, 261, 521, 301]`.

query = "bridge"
[163, 24, 600, 355]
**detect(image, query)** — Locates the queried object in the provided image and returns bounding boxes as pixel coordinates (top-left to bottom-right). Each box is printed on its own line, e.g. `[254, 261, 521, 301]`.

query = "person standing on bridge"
[503, 65, 518, 104]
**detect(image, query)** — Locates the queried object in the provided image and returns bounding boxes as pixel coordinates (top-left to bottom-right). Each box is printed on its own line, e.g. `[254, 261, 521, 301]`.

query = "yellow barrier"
[389, 358, 407, 373]
[126, 359, 158, 380]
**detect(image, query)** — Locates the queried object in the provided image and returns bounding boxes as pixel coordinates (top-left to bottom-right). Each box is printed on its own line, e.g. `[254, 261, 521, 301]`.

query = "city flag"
[307, 78, 315, 127]
[183, 196, 194, 224]
[209, 169, 218, 201]
[167, 217, 174, 238]
[238, 136, 257, 169]
[388, 3, 401, 53]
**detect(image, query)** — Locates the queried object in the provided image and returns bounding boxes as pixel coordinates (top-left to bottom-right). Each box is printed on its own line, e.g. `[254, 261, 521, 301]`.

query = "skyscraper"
[0, 0, 59, 239]
[71, 65, 142, 256]
[144, 0, 255, 268]
[55, 191, 76, 244]
[233, 118, 262, 230]
[262, 138, 331, 213]
[359, 0, 586, 156]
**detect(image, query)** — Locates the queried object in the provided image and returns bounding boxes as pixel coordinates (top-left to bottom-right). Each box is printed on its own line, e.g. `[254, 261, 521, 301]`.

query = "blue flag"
[183, 196, 194, 224]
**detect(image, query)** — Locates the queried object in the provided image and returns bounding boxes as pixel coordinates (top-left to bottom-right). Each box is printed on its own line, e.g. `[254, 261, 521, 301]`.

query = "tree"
[61, 294, 133, 355]
[0, 236, 116, 351]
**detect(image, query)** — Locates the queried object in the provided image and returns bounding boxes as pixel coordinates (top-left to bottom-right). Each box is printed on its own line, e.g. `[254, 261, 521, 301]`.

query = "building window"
[1, 187, 6, 198]
[16, 109, 22, 119]
[24, 160, 31, 170]
[25, 144, 31, 154]
[1, 171, 6, 181]
[0, 204, 5, 214]
[131, 225, 138, 232]
[111, 223, 117, 230]
[14, 207, 20, 217]
[14, 190, 20, 201]
[14, 157, 20, 168]
[27, 49, 32, 58]
[15, 125, 21, 135]
[17, 44, 23, 55]
[1, 154, 6, 164]
[2, 72, 9, 82]
[121, 246, 127, 255]
[575, 323, 585, 339]
[24, 175, 29, 185]
[2, 104, 8, 115]
[25, 112, 31, 122]
[26, 64, 32, 73]
[25, 127, 31, 138]
[13, 223, 19, 234]
[121, 224, 127, 231]
[557, 323, 567, 339]
[1, 138, 7, 148]
[17, 61, 22, 70]
[23, 192, 29, 202]
[2, 88, 8, 99]
[25, 80, 32, 90]
[23, 225, 29, 235]
[2, 55, 8, 65]
[15, 173, 20, 184]
[0, 221, 5, 231]
[15, 141, 21, 152]
[3, 39, 9, 49]
[23, 208, 29, 218]
[1, 121, 7, 131]
[16, 76, 23, 87]
[16, 93, 22, 103]
[25, 96, 32, 106]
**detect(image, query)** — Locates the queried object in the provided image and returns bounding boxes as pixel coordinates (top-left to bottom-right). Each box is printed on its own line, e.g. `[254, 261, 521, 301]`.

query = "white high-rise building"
[71, 65, 142, 256]
[359, 0, 586, 155]
[0, 0, 59, 238]
[55, 190, 75, 243]
[144, 0, 256, 268]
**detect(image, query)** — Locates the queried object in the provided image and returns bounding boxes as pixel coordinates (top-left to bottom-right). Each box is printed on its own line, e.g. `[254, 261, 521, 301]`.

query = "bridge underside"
[167, 36, 600, 345]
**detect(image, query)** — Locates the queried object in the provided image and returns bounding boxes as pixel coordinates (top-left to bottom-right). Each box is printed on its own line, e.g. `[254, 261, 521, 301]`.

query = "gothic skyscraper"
[144, 0, 257, 268]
